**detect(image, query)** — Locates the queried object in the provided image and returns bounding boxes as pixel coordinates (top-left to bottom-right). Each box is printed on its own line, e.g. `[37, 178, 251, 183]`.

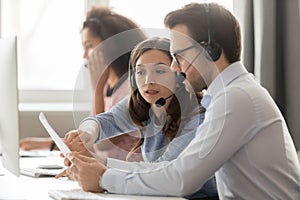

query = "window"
[109, 0, 233, 29]
[15, 0, 84, 90]
[1, 0, 88, 105]
[1, 0, 232, 104]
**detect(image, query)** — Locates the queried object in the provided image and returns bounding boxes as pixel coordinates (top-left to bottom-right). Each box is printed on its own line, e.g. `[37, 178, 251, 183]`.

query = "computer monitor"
[0, 36, 20, 176]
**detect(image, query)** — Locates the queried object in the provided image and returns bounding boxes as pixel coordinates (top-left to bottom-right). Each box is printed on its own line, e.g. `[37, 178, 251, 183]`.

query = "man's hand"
[55, 167, 75, 180]
[69, 152, 107, 193]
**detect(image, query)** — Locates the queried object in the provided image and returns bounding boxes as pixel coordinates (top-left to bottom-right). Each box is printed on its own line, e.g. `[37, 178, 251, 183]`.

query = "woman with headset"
[61, 37, 218, 198]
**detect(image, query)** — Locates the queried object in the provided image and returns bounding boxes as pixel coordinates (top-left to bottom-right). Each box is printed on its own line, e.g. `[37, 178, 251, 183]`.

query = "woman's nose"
[144, 73, 156, 84]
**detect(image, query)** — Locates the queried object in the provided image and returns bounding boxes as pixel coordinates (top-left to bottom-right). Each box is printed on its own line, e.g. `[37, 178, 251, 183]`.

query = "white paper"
[39, 112, 71, 157]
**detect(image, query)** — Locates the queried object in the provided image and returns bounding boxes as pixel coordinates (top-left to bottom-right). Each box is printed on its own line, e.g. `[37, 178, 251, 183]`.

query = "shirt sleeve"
[80, 97, 139, 142]
[107, 158, 162, 170]
[78, 119, 100, 142]
[101, 88, 257, 196]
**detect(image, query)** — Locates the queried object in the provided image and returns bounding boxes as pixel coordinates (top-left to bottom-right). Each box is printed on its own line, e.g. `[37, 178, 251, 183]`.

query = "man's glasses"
[171, 44, 197, 66]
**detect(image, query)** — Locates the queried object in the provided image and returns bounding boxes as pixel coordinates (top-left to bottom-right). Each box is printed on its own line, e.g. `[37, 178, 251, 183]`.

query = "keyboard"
[19, 149, 52, 157]
[20, 167, 63, 178]
[48, 189, 105, 200]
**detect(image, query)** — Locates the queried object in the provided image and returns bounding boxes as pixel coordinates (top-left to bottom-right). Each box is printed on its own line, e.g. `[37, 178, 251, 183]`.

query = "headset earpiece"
[205, 41, 222, 61]
[204, 3, 222, 62]
[130, 69, 137, 90]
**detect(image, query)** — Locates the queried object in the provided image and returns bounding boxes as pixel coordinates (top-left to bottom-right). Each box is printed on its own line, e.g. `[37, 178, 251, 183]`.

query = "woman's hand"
[61, 129, 95, 167]
[64, 130, 94, 155]
[87, 47, 109, 92]
[19, 137, 53, 150]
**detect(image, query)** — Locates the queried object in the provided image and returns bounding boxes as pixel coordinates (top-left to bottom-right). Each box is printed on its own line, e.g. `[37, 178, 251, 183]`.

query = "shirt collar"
[201, 94, 211, 110]
[206, 61, 248, 97]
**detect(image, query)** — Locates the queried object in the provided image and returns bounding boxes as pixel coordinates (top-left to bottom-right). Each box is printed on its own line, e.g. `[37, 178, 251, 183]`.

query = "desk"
[0, 156, 186, 200]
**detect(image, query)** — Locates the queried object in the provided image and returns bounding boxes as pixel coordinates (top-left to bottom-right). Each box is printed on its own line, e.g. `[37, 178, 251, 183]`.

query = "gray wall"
[19, 111, 76, 138]
[234, 0, 300, 150]
[284, 0, 300, 150]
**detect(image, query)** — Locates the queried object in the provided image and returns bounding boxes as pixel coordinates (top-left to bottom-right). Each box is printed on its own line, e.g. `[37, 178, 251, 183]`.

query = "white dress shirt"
[101, 62, 300, 199]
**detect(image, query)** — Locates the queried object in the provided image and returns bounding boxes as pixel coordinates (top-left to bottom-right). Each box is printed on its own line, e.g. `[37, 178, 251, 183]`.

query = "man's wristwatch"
[99, 174, 107, 192]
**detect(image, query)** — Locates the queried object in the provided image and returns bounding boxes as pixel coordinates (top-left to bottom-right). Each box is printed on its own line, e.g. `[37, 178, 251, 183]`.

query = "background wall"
[19, 111, 76, 138]
[284, 0, 300, 150]
[234, 0, 300, 150]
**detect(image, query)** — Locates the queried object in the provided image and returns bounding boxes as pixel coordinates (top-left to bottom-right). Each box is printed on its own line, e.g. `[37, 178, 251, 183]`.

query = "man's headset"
[175, 4, 222, 82]
[204, 3, 222, 62]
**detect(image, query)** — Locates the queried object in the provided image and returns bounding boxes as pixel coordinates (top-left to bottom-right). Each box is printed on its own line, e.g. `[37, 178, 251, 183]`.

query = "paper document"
[39, 112, 71, 157]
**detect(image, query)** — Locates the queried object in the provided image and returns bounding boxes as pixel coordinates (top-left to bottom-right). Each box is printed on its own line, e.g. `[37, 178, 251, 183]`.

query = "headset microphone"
[176, 48, 200, 83]
[177, 65, 191, 83]
[82, 59, 88, 68]
[176, 72, 186, 83]
[155, 61, 192, 107]
[155, 93, 174, 107]
[155, 71, 187, 107]
[154, 43, 202, 108]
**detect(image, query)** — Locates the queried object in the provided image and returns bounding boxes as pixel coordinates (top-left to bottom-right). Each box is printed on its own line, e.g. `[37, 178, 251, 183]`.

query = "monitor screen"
[0, 36, 20, 176]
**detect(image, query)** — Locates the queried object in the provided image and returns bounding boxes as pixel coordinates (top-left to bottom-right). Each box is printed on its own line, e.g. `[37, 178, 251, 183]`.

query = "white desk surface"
[0, 153, 186, 200]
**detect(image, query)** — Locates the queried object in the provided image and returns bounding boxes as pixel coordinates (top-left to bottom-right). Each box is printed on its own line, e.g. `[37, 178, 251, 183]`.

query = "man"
[67, 3, 300, 199]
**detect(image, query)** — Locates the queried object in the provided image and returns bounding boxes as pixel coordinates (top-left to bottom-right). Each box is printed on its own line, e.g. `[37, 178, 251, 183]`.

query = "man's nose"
[170, 60, 181, 72]
[83, 50, 88, 59]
